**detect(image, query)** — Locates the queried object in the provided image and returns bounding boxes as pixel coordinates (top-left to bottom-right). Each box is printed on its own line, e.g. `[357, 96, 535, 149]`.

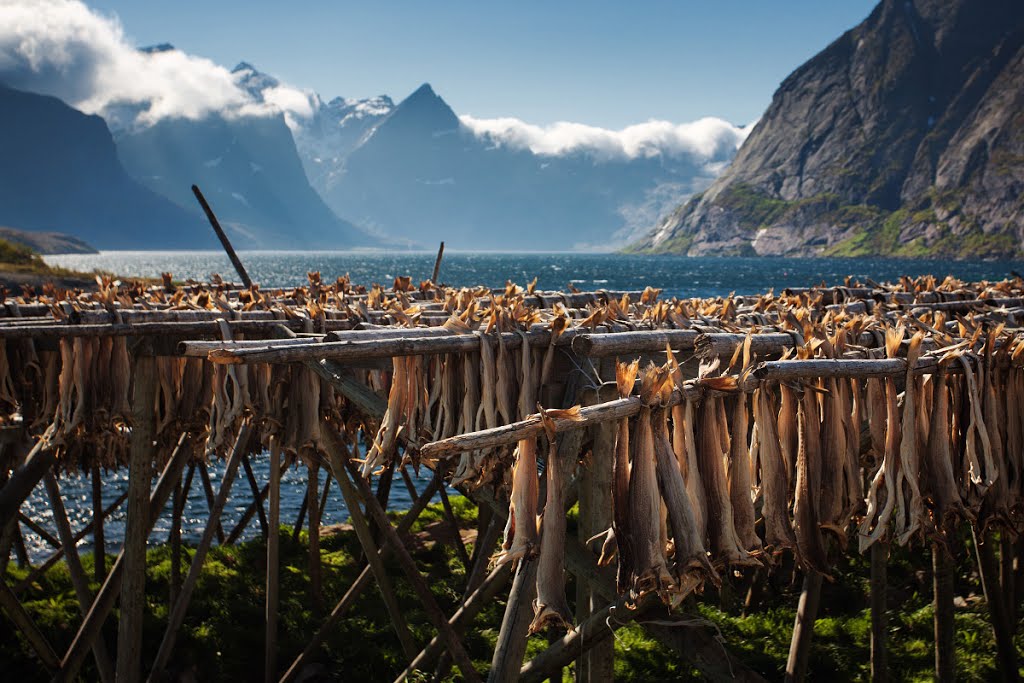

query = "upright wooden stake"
[438, 484, 470, 570]
[242, 456, 269, 538]
[43, 472, 116, 683]
[785, 571, 823, 682]
[57, 432, 191, 683]
[431, 241, 445, 283]
[198, 461, 226, 544]
[149, 424, 252, 679]
[870, 540, 888, 683]
[1001, 533, 1015, 626]
[933, 538, 955, 683]
[170, 475, 183, 609]
[307, 463, 323, 608]
[91, 465, 105, 583]
[192, 184, 253, 289]
[323, 459, 418, 662]
[280, 475, 443, 683]
[976, 530, 1018, 682]
[115, 352, 158, 683]
[265, 436, 282, 683]
[0, 578, 60, 671]
[322, 425, 481, 682]
[488, 558, 539, 683]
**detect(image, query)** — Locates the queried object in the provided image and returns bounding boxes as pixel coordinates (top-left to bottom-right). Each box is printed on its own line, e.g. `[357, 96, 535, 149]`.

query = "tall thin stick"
[91, 465, 105, 583]
[265, 436, 282, 683]
[432, 241, 445, 283]
[933, 538, 955, 683]
[115, 353, 158, 683]
[192, 184, 253, 288]
[870, 540, 888, 683]
[785, 571, 823, 682]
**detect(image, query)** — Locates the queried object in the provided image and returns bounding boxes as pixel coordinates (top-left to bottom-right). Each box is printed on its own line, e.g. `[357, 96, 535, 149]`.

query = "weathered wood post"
[265, 436, 282, 683]
[933, 537, 955, 683]
[115, 349, 158, 683]
[92, 465, 105, 583]
[785, 571, 823, 682]
[870, 540, 888, 683]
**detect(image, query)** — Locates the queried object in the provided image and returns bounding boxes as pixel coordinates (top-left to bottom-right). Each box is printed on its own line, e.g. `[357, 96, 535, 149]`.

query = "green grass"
[2, 503, 1020, 681]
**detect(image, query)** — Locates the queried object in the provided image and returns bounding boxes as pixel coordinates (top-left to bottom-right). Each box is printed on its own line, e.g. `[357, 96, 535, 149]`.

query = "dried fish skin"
[652, 403, 717, 587]
[495, 436, 539, 567]
[754, 385, 798, 553]
[697, 397, 753, 567]
[793, 389, 831, 574]
[529, 408, 573, 634]
[728, 393, 761, 552]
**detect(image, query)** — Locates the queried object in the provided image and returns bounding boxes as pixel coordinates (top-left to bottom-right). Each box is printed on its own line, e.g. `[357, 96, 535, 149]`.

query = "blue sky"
[86, 1, 877, 128]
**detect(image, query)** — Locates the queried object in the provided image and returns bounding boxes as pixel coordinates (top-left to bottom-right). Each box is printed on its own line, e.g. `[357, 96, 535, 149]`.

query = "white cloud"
[0, 0, 312, 127]
[460, 114, 752, 161]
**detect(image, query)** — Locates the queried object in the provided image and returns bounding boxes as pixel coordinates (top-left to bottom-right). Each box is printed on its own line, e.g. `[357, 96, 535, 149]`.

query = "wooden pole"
[488, 558, 538, 683]
[170, 473, 183, 610]
[149, 424, 252, 679]
[226, 459, 286, 546]
[57, 433, 191, 682]
[976, 530, 1018, 682]
[0, 423, 58, 527]
[395, 562, 513, 682]
[322, 455, 418, 662]
[933, 539, 955, 683]
[265, 436, 282, 683]
[870, 540, 888, 683]
[198, 461, 226, 544]
[307, 463, 323, 608]
[432, 241, 445, 283]
[0, 578, 60, 671]
[279, 474, 442, 683]
[520, 594, 648, 683]
[13, 490, 129, 595]
[438, 484, 470, 571]
[18, 512, 60, 549]
[115, 352, 158, 683]
[322, 425, 481, 682]
[784, 571, 823, 682]
[243, 456, 269, 539]
[91, 465, 105, 583]
[43, 472, 116, 683]
[192, 184, 253, 289]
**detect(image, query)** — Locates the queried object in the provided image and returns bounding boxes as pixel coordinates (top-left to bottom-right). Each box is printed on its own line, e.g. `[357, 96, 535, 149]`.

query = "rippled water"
[45, 250, 1021, 299]
[21, 250, 1018, 562]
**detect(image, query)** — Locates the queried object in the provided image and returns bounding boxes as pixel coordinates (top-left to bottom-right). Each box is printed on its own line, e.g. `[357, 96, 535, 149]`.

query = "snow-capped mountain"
[237, 63, 742, 250]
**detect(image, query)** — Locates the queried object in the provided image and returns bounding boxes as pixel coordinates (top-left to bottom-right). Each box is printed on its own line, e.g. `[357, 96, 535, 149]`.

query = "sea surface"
[21, 250, 1019, 562]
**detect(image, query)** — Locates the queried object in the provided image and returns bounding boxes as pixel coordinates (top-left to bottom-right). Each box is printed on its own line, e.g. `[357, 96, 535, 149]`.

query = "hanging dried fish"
[728, 391, 761, 552]
[793, 386, 830, 573]
[754, 384, 797, 553]
[529, 405, 581, 634]
[629, 366, 674, 598]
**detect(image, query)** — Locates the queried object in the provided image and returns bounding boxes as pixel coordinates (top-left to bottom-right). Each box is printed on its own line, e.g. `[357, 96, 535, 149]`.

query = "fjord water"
[46, 250, 1020, 297]
[28, 251, 1018, 560]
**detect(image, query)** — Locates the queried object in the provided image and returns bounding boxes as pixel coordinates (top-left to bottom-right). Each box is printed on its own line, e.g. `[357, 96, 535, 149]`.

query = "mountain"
[0, 227, 96, 255]
[630, 0, 1024, 259]
[267, 76, 737, 250]
[114, 108, 378, 250]
[0, 83, 214, 250]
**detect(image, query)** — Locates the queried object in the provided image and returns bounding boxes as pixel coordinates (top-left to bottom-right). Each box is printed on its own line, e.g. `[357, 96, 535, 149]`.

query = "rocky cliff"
[630, 0, 1024, 259]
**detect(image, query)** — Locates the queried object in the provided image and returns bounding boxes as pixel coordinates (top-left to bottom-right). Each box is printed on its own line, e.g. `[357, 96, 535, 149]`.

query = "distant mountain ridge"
[0, 83, 214, 250]
[271, 77, 738, 250]
[629, 0, 1024, 258]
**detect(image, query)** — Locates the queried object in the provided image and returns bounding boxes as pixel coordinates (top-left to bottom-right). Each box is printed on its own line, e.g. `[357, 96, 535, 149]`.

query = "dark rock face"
[632, 0, 1024, 259]
[0, 83, 213, 250]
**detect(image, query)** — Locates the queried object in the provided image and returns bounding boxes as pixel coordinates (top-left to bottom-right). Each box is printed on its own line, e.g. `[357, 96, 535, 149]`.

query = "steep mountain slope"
[115, 111, 377, 249]
[0, 83, 213, 250]
[631, 0, 1024, 258]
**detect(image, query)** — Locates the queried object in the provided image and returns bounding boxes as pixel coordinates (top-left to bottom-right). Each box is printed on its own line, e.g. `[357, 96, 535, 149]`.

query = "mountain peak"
[387, 82, 458, 132]
[232, 61, 256, 74]
[140, 43, 175, 54]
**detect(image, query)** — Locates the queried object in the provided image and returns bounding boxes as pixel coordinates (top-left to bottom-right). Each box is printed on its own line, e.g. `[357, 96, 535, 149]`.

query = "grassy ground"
[2, 498, 1020, 681]
[0, 237, 103, 290]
